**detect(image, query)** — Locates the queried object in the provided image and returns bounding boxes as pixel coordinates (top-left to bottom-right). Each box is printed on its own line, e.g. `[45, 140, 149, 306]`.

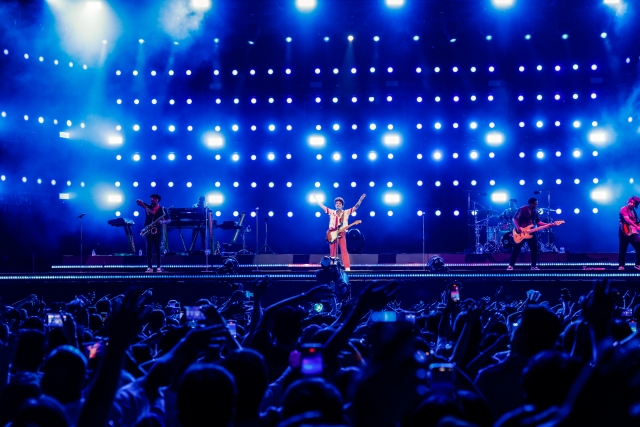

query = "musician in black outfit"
[618, 196, 640, 270]
[136, 194, 167, 273]
[507, 197, 556, 271]
[190, 195, 209, 251]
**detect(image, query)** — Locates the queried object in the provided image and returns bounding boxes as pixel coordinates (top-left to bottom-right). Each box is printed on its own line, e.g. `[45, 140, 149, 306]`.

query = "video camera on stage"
[315, 256, 350, 301]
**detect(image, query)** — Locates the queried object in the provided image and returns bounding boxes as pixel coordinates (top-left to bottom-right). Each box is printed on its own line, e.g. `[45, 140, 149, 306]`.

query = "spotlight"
[385, 0, 405, 7]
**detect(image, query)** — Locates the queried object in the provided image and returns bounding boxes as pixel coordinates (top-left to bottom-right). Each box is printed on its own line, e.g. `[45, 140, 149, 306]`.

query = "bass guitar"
[326, 220, 362, 243]
[512, 221, 565, 244]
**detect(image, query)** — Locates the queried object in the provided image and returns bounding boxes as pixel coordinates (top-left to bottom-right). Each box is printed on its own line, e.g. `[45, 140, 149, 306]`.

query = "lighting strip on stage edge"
[53, 262, 632, 269]
[3, 272, 640, 281]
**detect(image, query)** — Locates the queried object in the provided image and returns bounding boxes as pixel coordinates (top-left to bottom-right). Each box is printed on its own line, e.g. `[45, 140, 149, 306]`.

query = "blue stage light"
[324, 36, 329, 42]
[286, 37, 292, 43]
[348, 35, 354, 42]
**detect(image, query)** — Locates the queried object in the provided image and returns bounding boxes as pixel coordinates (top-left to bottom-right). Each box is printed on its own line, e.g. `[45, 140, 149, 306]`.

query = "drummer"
[499, 198, 518, 229]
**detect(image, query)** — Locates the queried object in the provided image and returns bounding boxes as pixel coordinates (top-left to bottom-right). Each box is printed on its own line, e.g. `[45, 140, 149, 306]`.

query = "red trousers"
[329, 234, 350, 268]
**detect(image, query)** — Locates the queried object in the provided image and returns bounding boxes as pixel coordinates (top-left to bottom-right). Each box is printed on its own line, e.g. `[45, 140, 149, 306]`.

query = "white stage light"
[208, 194, 224, 204]
[86, 2, 102, 11]
[385, 0, 405, 8]
[383, 134, 401, 147]
[108, 195, 122, 203]
[491, 192, 507, 203]
[109, 136, 123, 145]
[486, 132, 504, 146]
[589, 130, 608, 144]
[309, 136, 326, 147]
[207, 136, 224, 148]
[383, 192, 401, 205]
[491, 0, 514, 8]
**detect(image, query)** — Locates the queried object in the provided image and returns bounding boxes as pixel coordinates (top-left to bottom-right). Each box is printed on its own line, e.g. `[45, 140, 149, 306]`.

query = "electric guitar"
[623, 222, 640, 237]
[326, 220, 362, 243]
[512, 221, 565, 244]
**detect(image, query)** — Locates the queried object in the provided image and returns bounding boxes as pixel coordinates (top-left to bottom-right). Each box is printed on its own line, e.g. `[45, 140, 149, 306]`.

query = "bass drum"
[501, 231, 515, 252]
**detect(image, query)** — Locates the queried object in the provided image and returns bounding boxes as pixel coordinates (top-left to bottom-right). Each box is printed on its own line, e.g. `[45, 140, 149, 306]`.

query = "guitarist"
[507, 197, 556, 271]
[136, 194, 167, 273]
[618, 196, 640, 270]
[314, 194, 366, 271]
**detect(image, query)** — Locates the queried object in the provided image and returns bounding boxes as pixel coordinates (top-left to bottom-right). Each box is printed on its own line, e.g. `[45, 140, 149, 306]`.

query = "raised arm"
[352, 194, 366, 211]
[313, 194, 328, 212]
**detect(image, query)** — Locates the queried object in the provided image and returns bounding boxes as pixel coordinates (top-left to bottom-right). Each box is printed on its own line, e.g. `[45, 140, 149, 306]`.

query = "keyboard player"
[191, 196, 209, 251]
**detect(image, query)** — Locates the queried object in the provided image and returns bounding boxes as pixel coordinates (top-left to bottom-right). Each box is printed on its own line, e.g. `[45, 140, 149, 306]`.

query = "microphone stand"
[536, 188, 559, 253]
[78, 213, 86, 272]
[422, 210, 425, 271]
[259, 217, 275, 254]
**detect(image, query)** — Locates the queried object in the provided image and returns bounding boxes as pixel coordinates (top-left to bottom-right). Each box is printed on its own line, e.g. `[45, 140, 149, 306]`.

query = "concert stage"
[0, 253, 639, 306]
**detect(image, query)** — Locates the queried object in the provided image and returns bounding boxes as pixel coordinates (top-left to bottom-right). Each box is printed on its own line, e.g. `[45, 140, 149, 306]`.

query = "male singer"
[314, 194, 366, 271]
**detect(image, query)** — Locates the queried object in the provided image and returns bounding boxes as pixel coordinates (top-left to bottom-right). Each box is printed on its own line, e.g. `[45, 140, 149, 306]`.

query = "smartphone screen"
[185, 306, 206, 321]
[227, 320, 237, 337]
[47, 313, 63, 327]
[630, 320, 637, 333]
[428, 362, 455, 390]
[370, 311, 397, 322]
[300, 344, 323, 376]
[450, 284, 460, 302]
[622, 308, 633, 317]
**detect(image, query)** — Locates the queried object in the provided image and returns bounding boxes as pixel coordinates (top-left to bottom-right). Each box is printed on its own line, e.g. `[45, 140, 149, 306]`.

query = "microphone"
[77, 213, 86, 218]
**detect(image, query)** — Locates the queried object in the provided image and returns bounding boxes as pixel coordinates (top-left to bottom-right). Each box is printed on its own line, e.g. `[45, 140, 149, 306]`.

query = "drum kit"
[471, 206, 517, 254]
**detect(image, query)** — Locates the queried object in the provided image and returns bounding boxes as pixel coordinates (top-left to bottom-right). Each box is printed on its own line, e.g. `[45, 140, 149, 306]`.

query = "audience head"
[177, 363, 236, 427]
[13, 329, 47, 373]
[218, 349, 268, 419]
[282, 377, 344, 425]
[511, 304, 561, 357]
[522, 350, 582, 409]
[41, 345, 88, 404]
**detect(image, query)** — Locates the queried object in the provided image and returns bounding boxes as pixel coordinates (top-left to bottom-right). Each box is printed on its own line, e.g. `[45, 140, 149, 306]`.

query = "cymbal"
[478, 208, 498, 217]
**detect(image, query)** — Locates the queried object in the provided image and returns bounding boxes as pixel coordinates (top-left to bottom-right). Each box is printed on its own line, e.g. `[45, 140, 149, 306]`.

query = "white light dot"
[453, 67, 459, 73]
[573, 121, 581, 128]
[471, 67, 477, 72]
[387, 67, 393, 73]
[488, 95, 494, 101]
[489, 122, 495, 128]
[556, 179, 562, 185]
[519, 122, 525, 128]
[555, 121, 561, 127]
[573, 94, 579, 100]
[591, 64, 597, 70]
[452, 153, 458, 159]
[519, 66, 525, 72]
[453, 123, 459, 128]
[489, 66, 495, 72]
[434, 67, 440, 73]
[489, 152, 495, 158]
[453, 180, 459, 186]
[519, 152, 525, 158]
[519, 180, 525, 185]
[435, 96, 441, 102]
[537, 65, 542, 71]
[333, 68, 339, 74]
[574, 178, 580, 184]
[518, 95, 524, 101]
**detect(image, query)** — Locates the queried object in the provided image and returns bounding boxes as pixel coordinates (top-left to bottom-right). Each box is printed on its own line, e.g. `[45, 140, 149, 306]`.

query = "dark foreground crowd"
[1, 277, 639, 427]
